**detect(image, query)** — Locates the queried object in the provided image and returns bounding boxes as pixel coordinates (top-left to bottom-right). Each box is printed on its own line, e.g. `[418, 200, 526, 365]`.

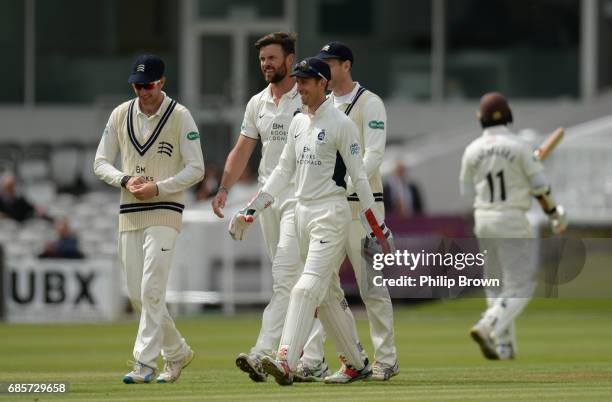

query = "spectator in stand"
[383, 161, 424, 217]
[0, 172, 51, 222]
[38, 218, 85, 259]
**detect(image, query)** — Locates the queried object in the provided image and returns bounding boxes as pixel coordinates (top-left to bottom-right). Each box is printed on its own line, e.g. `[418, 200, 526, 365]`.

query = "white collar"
[263, 83, 299, 103]
[483, 125, 513, 136]
[331, 82, 361, 105]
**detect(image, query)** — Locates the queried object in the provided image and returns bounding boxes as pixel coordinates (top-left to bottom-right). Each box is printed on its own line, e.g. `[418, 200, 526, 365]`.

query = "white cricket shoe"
[122, 361, 157, 384]
[496, 342, 516, 360]
[156, 349, 195, 383]
[236, 352, 267, 382]
[371, 361, 400, 381]
[470, 322, 500, 360]
[294, 358, 330, 382]
[324, 358, 372, 384]
[261, 356, 293, 386]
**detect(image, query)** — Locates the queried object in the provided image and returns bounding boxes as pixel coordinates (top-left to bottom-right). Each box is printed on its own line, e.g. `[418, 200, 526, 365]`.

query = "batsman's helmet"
[478, 92, 513, 128]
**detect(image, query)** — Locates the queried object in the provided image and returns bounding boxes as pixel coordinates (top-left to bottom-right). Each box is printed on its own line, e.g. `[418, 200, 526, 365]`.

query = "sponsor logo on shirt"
[269, 122, 287, 143]
[368, 120, 385, 130]
[350, 142, 360, 155]
[186, 131, 200, 140]
[298, 145, 322, 166]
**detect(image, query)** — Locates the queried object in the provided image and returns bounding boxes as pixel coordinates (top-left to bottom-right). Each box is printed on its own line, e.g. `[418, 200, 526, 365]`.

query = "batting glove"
[550, 205, 567, 235]
[228, 191, 274, 240]
[359, 204, 395, 255]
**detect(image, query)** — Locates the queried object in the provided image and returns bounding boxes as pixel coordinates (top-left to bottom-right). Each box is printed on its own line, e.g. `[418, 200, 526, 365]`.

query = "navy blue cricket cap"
[316, 41, 354, 64]
[128, 54, 165, 84]
[290, 57, 331, 81]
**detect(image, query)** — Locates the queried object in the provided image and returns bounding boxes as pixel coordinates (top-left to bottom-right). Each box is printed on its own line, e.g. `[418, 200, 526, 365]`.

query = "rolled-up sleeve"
[240, 95, 260, 140]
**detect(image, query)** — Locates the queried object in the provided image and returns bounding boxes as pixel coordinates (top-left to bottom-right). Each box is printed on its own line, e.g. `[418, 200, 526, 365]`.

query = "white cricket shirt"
[330, 82, 386, 186]
[95, 92, 205, 196]
[262, 98, 375, 208]
[460, 125, 543, 211]
[241, 83, 302, 185]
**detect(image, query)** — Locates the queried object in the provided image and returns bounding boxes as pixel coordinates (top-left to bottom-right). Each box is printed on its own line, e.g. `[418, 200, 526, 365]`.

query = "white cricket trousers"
[303, 202, 397, 366]
[119, 226, 190, 368]
[474, 209, 537, 347]
[278, 197, 365, 371]
[250, 189, 302, 358]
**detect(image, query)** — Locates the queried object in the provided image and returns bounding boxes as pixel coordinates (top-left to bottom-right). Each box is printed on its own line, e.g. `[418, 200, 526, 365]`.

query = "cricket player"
[211, 32, 306, 382]
[460, 92, 567, 360]
[94, 54, 204, 383]
[229, 57, 394, 385]
[298, 41, 399, 381]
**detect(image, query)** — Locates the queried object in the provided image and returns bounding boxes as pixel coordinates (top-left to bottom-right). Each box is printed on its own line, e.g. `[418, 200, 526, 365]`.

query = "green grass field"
[0, 298, 611, 401]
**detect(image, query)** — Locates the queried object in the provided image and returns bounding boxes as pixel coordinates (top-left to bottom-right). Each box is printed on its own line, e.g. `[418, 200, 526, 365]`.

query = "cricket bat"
[534, 127, 564, 161]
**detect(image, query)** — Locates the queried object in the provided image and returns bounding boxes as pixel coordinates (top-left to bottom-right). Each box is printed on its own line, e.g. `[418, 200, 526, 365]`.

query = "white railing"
[167, 207, 272, 316]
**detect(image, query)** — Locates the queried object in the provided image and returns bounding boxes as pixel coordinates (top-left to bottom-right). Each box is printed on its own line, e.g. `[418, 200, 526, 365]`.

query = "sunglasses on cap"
[133, 80, 161, 91]
[295, 62, 328, 81]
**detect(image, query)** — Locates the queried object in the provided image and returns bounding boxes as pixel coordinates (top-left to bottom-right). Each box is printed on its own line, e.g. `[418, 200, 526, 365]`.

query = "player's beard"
[264, 63, 287, 84]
